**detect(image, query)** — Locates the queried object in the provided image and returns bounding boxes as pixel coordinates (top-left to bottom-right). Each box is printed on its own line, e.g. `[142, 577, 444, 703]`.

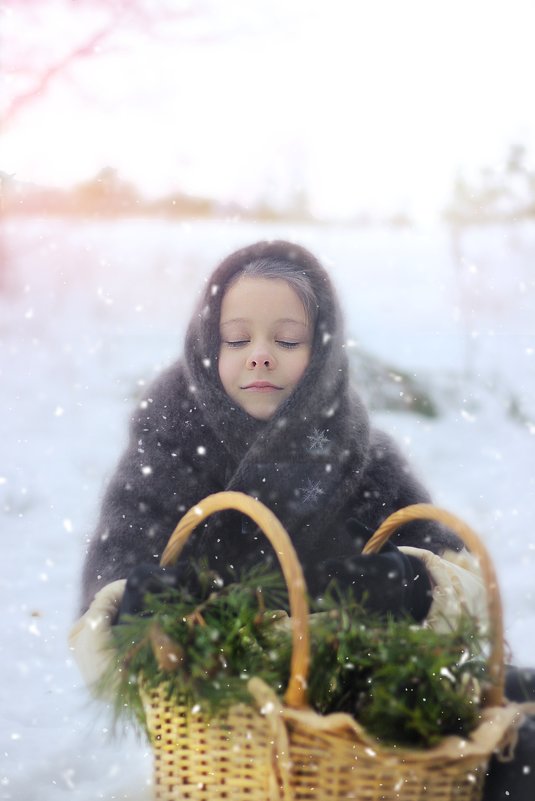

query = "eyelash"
[223, 340, 300, 349]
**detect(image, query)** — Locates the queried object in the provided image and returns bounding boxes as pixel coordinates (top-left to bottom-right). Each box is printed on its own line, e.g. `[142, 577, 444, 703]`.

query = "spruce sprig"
[307, 589, 487, 747]
[104, 565, 488, 749]
[105, 562, 291, 731]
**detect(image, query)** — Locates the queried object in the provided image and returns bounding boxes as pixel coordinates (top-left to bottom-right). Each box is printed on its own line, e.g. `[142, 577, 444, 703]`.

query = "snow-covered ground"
[1, 217, 534, 800]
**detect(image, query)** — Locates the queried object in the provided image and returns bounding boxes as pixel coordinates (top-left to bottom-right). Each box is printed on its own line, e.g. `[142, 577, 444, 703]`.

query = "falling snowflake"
[300, 479, 325, 505]
[307, 428, 329, 453]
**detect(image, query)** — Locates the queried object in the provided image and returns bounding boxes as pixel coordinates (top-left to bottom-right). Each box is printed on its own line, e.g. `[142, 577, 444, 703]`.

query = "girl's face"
[218, 276, 312, 420]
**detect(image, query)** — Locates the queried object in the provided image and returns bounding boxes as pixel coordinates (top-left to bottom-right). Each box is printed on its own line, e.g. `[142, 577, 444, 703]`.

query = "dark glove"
[116, 561, 223, 622]
[504, 665, 535, 702]
[309, 518, 433, 622]
[484, 715, 535, 800]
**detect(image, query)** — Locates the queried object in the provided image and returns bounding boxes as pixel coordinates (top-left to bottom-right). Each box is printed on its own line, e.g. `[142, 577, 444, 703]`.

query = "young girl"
[70, 239, 485, 687]
[71, 239, 535, 799]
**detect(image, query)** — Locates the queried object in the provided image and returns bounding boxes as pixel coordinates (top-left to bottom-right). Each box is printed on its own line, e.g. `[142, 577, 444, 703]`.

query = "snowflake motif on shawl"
[307, 428, 330, 454]
[300, 478, 325, 505]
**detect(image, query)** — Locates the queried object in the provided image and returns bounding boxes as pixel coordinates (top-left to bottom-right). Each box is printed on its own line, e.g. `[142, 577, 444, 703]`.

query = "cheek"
[293, 349, 311, 382]
[217, 350, 234, 391]
[217, 351, 226, 384]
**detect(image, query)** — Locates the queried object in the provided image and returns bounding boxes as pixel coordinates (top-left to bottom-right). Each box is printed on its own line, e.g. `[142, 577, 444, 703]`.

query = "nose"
[246, 347, 276, 370]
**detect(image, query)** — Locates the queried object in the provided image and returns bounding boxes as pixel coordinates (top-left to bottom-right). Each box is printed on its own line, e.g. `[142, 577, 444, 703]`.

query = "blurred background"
[2, 0, 535, 224]
[1, 2, 535, 799]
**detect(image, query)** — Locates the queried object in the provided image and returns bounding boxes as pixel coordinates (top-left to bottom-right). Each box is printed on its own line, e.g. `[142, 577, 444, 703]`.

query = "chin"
[248, 409, 275, 421]
[245, 402, 279, 421]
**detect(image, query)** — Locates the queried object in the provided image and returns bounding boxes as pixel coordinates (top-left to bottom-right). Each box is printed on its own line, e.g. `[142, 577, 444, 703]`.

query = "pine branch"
[307, 590, 487, 747]
[101, 565, 488, 749]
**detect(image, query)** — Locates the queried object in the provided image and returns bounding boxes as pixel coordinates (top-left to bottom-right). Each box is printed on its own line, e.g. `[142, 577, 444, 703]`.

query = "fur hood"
[80, 241, 460, 613]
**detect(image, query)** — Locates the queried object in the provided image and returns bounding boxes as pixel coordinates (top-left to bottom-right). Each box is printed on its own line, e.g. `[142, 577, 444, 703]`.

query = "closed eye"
[276, 341, 300, 349]
[223, 340, 249, 348]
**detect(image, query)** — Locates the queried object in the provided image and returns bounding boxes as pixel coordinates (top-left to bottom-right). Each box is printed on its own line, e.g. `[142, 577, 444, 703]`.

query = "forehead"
[220, 277, 308, 324]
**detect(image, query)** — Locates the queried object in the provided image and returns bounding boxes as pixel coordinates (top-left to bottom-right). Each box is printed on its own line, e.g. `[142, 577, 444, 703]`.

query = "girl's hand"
[116, 561, 226, 623]
[311, 546, 433, 621]
[117, 563, 191, 619]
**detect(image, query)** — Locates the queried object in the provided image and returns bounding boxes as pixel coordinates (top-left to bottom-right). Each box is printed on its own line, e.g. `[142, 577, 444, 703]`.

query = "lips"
[242, 381, 282, 391]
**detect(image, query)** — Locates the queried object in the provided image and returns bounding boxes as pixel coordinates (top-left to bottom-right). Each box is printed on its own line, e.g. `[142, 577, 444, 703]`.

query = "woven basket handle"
[160, 491, 309, 710]
[363, 503, 505, 707]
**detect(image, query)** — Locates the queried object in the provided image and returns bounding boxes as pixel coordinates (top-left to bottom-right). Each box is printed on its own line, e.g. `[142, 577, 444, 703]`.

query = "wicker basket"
[278, 503, 521, 801]
[142, 491, 309, 801]
[141, 493, 521, 801]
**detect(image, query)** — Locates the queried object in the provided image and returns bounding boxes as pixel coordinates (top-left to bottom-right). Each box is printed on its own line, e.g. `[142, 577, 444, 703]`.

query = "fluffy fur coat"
[79, 240, 460, 613]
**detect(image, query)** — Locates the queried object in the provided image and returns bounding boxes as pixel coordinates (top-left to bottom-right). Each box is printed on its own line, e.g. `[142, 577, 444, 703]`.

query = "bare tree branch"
[1, 0, 291, 127]
[3, 22, 120, 124]
[0, 0, 210, 126]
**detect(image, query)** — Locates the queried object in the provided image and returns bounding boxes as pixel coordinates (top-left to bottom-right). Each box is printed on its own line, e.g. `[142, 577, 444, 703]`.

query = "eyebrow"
[220, 317, 308, 327]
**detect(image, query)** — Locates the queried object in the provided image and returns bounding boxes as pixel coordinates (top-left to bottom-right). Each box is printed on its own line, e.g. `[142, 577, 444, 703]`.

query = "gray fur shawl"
[79, 241, 460, 613]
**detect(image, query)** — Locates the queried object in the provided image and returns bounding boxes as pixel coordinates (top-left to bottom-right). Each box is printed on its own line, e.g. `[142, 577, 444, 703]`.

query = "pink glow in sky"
[2, 0, 535, 220]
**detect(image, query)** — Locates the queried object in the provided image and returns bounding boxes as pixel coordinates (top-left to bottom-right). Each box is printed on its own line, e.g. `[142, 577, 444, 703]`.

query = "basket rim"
[363, 503, 505, 707]
[160, 490, 310, 709]
[160, 493, 505, 713]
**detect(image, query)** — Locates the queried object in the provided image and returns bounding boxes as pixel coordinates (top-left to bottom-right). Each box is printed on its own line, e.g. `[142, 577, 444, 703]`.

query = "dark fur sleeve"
[79, 364, 209, 613]
[354, 428, 463, 553]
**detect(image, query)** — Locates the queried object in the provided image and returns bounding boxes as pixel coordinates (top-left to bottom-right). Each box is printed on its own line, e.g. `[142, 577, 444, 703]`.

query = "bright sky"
[2, 0, 535, 220]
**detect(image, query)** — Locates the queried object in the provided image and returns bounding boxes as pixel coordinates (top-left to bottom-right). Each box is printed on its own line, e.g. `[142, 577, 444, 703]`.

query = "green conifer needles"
[308, 593, 487, 747]
[106, 567, 487, 748]
[106, 564, 291, 729]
